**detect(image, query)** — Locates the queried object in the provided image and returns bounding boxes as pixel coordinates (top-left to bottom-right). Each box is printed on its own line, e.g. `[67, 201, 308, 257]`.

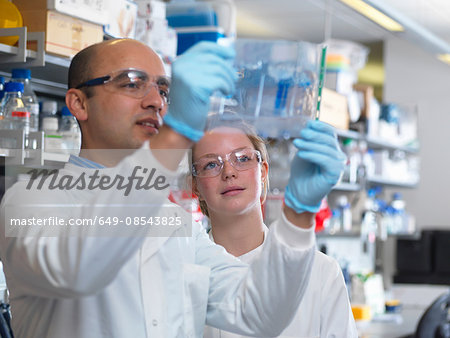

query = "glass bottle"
[11, 68, 39, 132]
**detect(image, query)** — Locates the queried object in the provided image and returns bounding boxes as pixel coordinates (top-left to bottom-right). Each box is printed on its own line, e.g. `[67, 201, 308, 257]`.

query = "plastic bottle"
[42, 116, 62, 153]
[11, 68, 40, 132]
[390, 192, 406, 234]
[0, 82, 31, 149]
[0, 76, 5, 102]
[329, 208, 342, 234]
[0, 76, 4, 122]
[60, 106, 81, 155]
[40, 100, 58, 127]
[337, 195, 352, 232]
[341, 138, 359, 183]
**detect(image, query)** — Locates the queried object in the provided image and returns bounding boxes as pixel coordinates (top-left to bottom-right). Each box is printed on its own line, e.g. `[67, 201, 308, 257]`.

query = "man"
[0, 39, 345, 337]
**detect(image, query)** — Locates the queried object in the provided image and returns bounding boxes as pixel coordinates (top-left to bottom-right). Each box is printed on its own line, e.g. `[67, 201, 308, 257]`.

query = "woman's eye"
[203, 161, 219, 171]
[236, 155, 251, 162]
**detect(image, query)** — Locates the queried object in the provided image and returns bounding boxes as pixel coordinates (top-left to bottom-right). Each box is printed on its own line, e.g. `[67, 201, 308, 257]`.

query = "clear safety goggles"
[192, 148, 262, 178]
[75, 68, 170, 104]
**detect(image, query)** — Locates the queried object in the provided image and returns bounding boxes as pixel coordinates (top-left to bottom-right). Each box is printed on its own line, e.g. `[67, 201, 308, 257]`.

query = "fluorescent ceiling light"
[437, 54, 450, 65]
[338, 0, 404, 32]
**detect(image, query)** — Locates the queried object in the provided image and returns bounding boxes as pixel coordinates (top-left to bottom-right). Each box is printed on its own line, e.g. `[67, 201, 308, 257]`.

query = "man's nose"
[141, 84, 165, 114]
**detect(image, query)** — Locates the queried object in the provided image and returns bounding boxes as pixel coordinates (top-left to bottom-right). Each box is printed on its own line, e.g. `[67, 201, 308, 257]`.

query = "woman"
[192, 119, 358, 337]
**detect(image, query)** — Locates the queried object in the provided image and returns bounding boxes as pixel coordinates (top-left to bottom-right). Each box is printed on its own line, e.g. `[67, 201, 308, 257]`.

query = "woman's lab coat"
[0, 146, 316, 338]
[204, 226, 358, 338]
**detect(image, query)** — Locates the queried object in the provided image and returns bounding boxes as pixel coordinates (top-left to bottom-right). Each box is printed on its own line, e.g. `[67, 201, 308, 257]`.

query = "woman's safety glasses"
[192, 149, 262, 178]
[75, 68, 170, 104]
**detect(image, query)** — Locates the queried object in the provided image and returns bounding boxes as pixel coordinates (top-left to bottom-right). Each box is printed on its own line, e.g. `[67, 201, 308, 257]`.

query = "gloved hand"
[284, 120, 347, 214]
[163, 41, 237, 142]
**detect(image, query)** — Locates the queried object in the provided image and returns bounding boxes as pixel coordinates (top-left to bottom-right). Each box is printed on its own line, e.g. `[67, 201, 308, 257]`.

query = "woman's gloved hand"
[163, 41, 237, 142]
[284, 120, 347, 214]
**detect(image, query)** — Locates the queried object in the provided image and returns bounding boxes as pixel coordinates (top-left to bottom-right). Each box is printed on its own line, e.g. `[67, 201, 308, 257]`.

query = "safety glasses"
[192, 148, 262, 178]
[75, 68, 170, 104]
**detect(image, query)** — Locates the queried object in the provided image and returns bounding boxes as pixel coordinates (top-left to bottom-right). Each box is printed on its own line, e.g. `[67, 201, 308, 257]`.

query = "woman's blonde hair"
[191, 117, 269, 218]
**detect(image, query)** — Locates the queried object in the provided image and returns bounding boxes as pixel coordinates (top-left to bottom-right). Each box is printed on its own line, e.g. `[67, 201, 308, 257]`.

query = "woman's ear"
[65, 88, 89, 121]
[191, 177, 203, 201]
[261, 160, 269, 184]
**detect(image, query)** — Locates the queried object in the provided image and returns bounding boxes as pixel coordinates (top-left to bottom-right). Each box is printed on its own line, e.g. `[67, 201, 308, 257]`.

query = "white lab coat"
[204, 226, 358, 338]
[0, 144, 316, 338]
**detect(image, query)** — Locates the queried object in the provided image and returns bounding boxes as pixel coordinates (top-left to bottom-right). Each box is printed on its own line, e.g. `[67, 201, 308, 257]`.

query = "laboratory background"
[0, 0, 449, 337]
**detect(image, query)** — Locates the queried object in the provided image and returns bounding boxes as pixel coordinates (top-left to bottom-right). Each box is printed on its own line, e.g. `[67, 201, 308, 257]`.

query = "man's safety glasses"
[192, 149, 262, 178]
[75, 68, 170, 104]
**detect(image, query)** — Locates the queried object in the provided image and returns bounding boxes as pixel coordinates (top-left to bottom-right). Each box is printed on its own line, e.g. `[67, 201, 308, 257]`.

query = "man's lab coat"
[0, 145, 315, 338]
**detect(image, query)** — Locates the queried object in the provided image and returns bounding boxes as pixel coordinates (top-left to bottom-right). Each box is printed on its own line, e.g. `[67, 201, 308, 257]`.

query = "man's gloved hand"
[163, 41, 237, 142]
[284, 120, 347, 214]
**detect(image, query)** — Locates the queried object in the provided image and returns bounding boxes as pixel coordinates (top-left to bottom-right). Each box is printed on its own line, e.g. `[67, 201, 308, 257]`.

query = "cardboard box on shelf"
[19, 10, 103, 58]
[319, 87, 350, 130]
[13, 0, 108, 25]
[135, 0, 167, 20]
[353, 83, 374, 119]
[135, 17, 177, 59]
[325, 70, 357, 96]
[104, 0, 138, 39]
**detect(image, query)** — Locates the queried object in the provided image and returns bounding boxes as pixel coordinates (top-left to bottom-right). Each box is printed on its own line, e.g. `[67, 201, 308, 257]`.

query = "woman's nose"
[221, 160, 237, 179]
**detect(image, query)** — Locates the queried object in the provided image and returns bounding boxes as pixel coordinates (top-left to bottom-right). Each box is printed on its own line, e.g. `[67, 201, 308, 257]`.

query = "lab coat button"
[152, 319, 158, 326]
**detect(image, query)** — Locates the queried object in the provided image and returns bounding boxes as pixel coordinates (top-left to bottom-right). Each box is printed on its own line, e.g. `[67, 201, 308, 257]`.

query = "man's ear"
[65, 88, 89, 121]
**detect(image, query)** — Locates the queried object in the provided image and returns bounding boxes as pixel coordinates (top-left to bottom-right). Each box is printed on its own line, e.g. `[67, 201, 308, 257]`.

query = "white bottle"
[42, 116, 62, 153]
[337, 195, 352, 232]
[41, 100, 57, 118]
[0, 82, 31, 149]
[11, 69, 39, 132]
[60, 106, 81, 155]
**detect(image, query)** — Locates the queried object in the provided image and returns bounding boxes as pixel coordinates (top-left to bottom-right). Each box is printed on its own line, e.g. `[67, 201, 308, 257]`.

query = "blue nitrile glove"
[284, 120, 347, 213]
[163, 41, 237, 142]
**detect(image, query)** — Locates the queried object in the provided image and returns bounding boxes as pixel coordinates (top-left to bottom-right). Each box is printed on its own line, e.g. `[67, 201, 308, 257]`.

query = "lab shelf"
[367, 176, 419, 188]
[365, 136, 419, 154]
[0, 130, 70, 166]
[334, 128, 420, 190]
[0, 27, 70, 98]
[0, 41, 37, 60]
[316, 231, 361, 238]
[335, 128, 360, 140]
[266, 181, 361, 198]
[333, 182, 361, 191]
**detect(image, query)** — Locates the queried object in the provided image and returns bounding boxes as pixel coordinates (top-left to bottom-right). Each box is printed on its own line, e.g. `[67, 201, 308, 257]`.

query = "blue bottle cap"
[61, 106, 74, 116]
[393, 192, 402, 200]
[11, 68, 31, 79]
[4, 82, 24, 92]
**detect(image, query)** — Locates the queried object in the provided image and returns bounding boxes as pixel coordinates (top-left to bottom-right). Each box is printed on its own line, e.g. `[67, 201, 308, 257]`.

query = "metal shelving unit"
[333, 182, 361, 191]
[367, 176, 419, 188]
[365, 136, 419, 154]
[0, 130, 69, 166]
[335, 128, 420, 190]
[0, 27, 69, 97]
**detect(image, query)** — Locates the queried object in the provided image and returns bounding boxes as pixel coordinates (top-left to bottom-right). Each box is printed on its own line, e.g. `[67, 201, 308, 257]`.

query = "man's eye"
[121, 80, 142, 89]
[159, 89, 169, 98]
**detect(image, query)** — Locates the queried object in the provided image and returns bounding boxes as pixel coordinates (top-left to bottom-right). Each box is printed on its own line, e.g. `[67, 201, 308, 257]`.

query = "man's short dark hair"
[68, 43, 99, 97]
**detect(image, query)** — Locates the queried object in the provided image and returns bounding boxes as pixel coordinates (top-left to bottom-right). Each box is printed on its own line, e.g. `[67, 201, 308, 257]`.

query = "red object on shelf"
[315, 198, 332, 233]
